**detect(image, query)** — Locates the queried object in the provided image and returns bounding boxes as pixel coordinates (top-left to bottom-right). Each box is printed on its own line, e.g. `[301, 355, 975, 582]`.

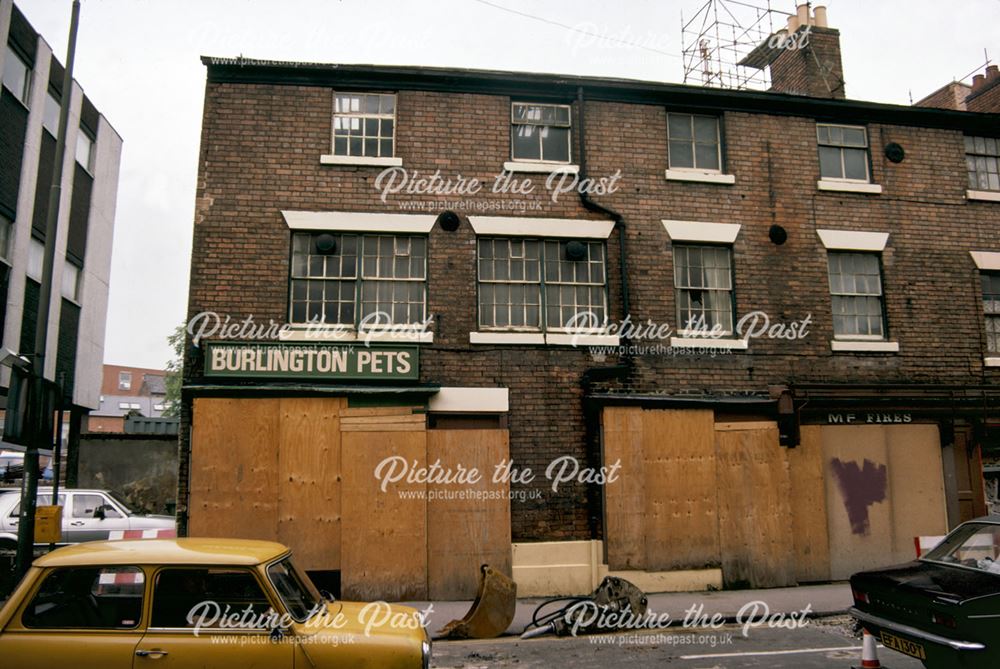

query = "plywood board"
[341, 429, 428, 601]
[426, 429, 512, 600]
[277, 397, 345, 572]
[188, 398, 280, 540]
[715, 424, 796, 588]
[602, 407, 646, 570]
[643, 409, 720, 571]
[789, 426, 831, 582]
[822, 425, 893, 580]
[886, 424, 947, 564]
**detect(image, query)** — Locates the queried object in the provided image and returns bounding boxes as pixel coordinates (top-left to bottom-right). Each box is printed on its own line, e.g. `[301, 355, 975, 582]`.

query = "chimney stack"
[766, 4, 845, 99]
[967, 64, 1000, 113]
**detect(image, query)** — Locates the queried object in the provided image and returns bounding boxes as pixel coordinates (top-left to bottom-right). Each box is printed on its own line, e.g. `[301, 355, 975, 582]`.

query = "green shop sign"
[203, 341, 419, 381]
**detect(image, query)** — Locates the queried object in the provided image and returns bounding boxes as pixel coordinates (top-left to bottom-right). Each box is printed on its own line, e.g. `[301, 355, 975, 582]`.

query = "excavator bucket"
[437, 564, 517, 639]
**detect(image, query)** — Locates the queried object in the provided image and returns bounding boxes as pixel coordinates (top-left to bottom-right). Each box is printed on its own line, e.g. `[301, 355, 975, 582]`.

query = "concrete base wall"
[512, 540, 722, 597]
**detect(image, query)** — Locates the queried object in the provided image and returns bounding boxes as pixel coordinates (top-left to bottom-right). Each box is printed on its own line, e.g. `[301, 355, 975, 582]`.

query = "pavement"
[402, 582, 854, 639]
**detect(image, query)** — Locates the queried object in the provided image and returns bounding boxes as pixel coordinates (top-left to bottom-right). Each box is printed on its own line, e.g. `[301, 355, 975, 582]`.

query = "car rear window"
[150, 568, 274, 629]
[923, 522, 1000, 575]
[22, 566, 145, 629]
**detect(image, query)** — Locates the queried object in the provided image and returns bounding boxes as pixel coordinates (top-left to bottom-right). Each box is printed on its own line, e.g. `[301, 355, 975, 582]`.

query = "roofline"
[200, 57, 1000, 135]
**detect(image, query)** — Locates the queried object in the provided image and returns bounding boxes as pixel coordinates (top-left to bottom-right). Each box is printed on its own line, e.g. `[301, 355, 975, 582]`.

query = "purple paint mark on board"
[830, 458, 888, 536]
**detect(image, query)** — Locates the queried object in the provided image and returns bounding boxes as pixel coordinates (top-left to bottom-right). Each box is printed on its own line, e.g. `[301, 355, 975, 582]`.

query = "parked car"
[0, 488, 175, 552]
[850, 516, 1000, 668]
[0, 538, 431, 668]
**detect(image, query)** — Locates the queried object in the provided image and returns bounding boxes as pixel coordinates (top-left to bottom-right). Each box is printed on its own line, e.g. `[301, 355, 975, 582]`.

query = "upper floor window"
[2, 45, 31, 106]
[62, 260, 81, 302]
[42, 90, 60, 136]
[673, 244, 734, 334]
[27, 237, 44, 281]
[331, 92, 396, 159]
[817, 123, 870, 181]
[76, 131, 95, 172]
[827, 252, 885, 339]
[290, 232, 427, 328]
[983, 273, 1000, 353]
[667, 113, 722, 172]
[118, 371, 132, 390]
[477, 237, 606, 332]
[966, 136, 1000, 192]
[510, 103, 571, 164]
[0, 214, 11, 265]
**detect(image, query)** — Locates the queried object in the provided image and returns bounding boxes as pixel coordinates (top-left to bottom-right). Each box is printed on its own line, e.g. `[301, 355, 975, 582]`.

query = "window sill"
[280, 327, 433, 344]
[665, 169, 735, 185]
[670, 337, 748, 350]
[984, 357, 1000, 368]
[817, 179, 883, 195]
[470, 331, 546, 345]
[503, 161, 579, 174]
[830, 340, 899, 353]
[967, 190, 1000, 202]
[320, 155, 403, 167]
[468, 331, 619, 346]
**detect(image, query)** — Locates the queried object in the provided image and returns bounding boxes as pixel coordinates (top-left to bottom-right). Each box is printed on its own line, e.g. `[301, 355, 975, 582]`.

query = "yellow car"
[0, 538, 431, 668]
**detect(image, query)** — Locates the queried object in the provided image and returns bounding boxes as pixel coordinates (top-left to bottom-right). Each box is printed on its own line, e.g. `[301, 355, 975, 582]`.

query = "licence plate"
[880, 631, 927, 660]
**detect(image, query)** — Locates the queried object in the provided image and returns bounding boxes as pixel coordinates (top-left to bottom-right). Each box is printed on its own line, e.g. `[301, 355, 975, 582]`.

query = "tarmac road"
[431, 615, 926, 668]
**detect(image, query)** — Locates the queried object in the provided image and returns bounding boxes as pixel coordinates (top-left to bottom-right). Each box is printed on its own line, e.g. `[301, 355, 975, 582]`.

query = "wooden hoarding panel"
[426, 429, 512, 600]
[789, 426, 831, 582]
[886, 424, 948, 564]
[188, 398, 280, 540]
[822, 425, 893, 580]
[277, 397, 345, 572]
[715, 424, 796, 588]
[643, 409, 720, 571]
[341, 428, 428, 601]
[602, 407, 646, 570]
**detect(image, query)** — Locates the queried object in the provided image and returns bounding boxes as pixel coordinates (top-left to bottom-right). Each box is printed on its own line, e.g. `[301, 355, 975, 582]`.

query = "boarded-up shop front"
[185, 341, 512, 600]
[601, 406, 956, 587]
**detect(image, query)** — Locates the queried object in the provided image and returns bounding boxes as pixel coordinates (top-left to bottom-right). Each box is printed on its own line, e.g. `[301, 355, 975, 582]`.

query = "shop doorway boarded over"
[188, 397, 511, 600]
[602, 408, 951, 587]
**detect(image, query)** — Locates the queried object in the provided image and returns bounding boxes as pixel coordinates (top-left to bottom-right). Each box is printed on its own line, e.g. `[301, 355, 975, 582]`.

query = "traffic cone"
[852, 629, 883, 669]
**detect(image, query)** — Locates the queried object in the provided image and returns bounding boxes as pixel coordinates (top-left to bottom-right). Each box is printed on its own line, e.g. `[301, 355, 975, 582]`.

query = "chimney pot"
[973, 74, 986, 90]
[813, 6, 828, 28]
[797, 4, 810, 27]
[787, 15, 799, 33]
[987, 65, 1000, 80]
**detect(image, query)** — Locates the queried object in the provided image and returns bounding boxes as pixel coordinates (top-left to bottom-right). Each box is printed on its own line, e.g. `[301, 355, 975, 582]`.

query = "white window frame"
[507, 101, 573, 169]
[321, 92, 401, 167]
[672, 243, 736, 336]
[817, 123, 871, 182]
[666, 112, 724, 174]
[476, 236, 609, 335]
[826, 251, 888, 341]
[118, 371, 132, 390]
[42, 89, 60, 137]
[289, 231, 428, 331]
[965, 135, 1000, 196]
[2, 45, 31, 107]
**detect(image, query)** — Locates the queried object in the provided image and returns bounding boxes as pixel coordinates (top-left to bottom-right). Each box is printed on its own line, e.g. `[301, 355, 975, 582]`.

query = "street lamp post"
[13, 0, 82, 580]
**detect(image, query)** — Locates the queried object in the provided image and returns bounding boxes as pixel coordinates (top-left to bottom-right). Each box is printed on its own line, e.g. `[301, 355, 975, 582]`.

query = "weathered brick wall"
[967, 70, 1000, 113]
[916, 82, 970, 111]
[184, 78, 1000, 542]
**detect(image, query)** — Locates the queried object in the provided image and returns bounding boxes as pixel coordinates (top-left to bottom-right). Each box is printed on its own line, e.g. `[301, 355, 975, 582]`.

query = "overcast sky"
[17, 0, 1000, 369]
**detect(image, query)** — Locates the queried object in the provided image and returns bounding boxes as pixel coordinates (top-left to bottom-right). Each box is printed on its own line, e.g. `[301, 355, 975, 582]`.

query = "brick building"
[181, 9, 1000, 599]
[0, 2, 121, 477]
[85, 364, 168, 433]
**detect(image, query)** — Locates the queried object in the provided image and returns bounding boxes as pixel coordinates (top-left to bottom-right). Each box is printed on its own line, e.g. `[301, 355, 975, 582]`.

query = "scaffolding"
[681, 0, 791, 90]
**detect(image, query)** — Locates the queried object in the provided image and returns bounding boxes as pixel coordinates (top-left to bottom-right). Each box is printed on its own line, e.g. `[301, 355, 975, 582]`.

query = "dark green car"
[850, 517, 1000, 669]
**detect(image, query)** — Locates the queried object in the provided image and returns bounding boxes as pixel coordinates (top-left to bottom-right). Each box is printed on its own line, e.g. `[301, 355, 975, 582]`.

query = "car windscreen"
[266, 557, 323, 622]
[103, 490, 133, 514]
[923, 522, 1000, 575]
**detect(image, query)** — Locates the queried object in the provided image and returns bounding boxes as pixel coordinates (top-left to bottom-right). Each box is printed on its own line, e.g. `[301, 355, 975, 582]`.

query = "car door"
[135, 566, 292, 668]
[0, 565, 146, 668]
[66, 492, 131, 542]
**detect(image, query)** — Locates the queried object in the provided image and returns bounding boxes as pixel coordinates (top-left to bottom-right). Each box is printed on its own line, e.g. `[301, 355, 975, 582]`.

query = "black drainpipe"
[576, 86, 632, 542]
